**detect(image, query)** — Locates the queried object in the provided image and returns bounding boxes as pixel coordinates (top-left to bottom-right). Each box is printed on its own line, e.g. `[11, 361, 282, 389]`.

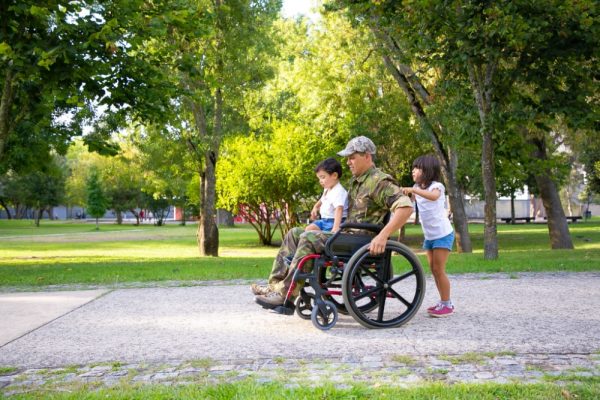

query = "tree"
[326, 1, 474, 253]
[0, 155, 66, 224]
[102, 146, 145, 225]
[0, 0, 128, 175]
[130, 125, 195, 226]
[330, 0, 598, 256]
[86, 169, 108, 230]
[574, 131, 600, 208]
[217, 124, 332, 245]
[143, 192, 171, 226]
[217, 136, 279, 245]
[0, 172, 25, 219]
[122, 0, 281, 256]
[64, 141, 111, 218]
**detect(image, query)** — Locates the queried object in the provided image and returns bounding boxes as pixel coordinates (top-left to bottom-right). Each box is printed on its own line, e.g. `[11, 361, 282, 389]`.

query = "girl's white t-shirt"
[319, 182, 349, 219]
[414, 181, 453, 240]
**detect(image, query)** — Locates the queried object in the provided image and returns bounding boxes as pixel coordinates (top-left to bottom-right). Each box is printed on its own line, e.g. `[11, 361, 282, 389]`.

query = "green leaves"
[0, 42, 13, 59]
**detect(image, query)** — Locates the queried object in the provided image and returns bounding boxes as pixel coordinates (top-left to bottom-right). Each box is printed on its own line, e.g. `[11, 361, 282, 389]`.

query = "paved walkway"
[1, 272, 599, 394]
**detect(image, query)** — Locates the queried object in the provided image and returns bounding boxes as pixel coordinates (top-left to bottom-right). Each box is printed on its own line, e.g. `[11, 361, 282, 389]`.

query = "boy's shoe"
[251, 283, 272, 296]
[427, 303, 441, 312]
[255, 292, 286, 309]
[428, 304, 454, 317]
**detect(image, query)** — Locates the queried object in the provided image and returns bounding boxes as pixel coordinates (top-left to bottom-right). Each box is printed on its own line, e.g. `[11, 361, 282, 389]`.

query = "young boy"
[306, 158, 348, 233]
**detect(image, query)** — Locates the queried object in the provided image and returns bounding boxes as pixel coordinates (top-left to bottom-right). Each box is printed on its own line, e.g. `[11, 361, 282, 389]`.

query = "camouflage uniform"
[268, 166, 413, 297]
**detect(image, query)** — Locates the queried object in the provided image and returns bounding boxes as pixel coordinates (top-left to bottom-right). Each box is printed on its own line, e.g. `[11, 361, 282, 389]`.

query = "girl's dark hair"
[412, 154, 441, 188]
[314, 157, 343, 179]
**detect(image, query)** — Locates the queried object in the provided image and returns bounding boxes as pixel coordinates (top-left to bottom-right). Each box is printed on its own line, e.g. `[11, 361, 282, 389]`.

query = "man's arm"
[369, 206, 412, 255]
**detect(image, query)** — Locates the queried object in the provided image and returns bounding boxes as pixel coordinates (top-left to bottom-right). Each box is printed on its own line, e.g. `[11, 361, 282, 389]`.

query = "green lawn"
[2, 220, 599, 399]
[0, 218, 598, 288]
[4, 379, 600, 399]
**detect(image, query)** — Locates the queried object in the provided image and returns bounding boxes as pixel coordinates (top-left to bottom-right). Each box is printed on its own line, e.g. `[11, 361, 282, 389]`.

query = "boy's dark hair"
[314, 157, 343, 179]
[412, 154, 441, 188]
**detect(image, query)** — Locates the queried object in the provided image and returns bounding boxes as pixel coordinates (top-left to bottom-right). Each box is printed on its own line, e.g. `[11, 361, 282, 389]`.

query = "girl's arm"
[331, 206, 343, 232]
[402, 187, 441, 201]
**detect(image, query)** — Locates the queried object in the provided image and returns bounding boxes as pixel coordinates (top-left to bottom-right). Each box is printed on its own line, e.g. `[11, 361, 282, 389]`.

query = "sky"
[281, 0, 320, 20]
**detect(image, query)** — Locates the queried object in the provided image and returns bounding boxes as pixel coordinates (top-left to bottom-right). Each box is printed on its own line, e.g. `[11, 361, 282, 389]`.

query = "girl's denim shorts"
[423, 231, 455, 251]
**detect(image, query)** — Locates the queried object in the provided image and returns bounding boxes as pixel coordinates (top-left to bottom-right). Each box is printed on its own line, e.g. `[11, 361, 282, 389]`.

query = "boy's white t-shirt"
[414, 181, 453, 240]
[319, 182, 349, 219]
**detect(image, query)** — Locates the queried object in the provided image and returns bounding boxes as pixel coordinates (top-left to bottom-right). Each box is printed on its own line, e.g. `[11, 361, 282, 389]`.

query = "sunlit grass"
[3, 379, 600, 399]
[0, 218, 598, 287]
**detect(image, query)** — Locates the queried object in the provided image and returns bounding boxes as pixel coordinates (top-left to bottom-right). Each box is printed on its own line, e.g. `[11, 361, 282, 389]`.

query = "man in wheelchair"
[252, 136, 414, 311]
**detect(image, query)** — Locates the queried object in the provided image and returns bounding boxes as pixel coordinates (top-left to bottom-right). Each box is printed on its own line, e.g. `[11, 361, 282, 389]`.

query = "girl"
[306, 157, 348, 233]
[403, 155, 455, 317]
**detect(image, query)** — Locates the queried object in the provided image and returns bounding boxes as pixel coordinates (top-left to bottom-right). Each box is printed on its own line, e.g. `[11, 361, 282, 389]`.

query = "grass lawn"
[2, 220, 599, 399]
[0, 218, 599, 288]
[4, 379, 600, 399]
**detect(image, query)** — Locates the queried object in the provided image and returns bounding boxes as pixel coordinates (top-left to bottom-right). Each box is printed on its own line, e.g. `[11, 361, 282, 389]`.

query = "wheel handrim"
[342, 241, 425, 329]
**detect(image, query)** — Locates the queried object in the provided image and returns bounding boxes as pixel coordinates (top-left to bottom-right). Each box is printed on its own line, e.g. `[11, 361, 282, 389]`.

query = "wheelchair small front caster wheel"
[295, 294, 313, 320]
[311, 300, 338, 331]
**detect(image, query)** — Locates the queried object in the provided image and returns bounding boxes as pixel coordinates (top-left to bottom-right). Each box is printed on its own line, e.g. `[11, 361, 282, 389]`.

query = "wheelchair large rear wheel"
[342, 241, 425, 329]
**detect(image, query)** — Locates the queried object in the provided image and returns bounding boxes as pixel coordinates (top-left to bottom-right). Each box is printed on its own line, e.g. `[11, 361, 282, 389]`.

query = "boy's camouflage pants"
[268, 227, 333, 297]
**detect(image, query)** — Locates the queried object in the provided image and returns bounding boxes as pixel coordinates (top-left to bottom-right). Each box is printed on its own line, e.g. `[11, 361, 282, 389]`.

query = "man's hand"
[369, 233, 387, 255]
[368, 206, 413, 255]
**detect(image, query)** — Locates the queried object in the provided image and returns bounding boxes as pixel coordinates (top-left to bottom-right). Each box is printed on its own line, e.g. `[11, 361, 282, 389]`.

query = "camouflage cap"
[337, 136, 377, 157]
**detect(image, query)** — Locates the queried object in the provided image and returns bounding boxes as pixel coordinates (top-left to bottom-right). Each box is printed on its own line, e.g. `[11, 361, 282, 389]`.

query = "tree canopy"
[1, 0, 598, 259]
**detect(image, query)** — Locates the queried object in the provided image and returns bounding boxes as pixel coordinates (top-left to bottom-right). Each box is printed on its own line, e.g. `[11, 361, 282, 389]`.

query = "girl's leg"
[426, 250, 441, 297]
[430, 248, 451, 302]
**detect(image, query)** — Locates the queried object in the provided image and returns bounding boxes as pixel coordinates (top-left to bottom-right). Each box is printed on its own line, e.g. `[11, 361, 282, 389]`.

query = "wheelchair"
[273, 222, 426, 330]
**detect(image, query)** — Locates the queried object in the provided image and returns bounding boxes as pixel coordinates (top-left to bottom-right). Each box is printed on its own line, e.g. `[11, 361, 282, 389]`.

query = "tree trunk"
[116, 210, 123, 225]
[186, 85, 221, 257]
[129, 209, 140, 225]
[0, 69, 15, 163]
[444, 148, 472, 253]
[35, 208, 41, 227]
[0, 199, 12, 219]
[510, 192, 516, 224]
[468, 61, 498, 259]
[179, 205, 187, 226]
[372, 25, 472, 253]
[529, 137, 574, 249]
[382, 52, 472, 252]
[198, 149, 219, 256]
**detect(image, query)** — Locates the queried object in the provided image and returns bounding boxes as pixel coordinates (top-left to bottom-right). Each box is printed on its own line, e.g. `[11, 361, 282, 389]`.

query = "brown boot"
[250, 283, 272, 296]
[255, 292, 285, 309]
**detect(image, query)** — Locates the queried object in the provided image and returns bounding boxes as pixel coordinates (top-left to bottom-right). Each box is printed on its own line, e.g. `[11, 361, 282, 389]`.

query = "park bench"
[500, 217, 532, 223]
[543, 216, 583, 223]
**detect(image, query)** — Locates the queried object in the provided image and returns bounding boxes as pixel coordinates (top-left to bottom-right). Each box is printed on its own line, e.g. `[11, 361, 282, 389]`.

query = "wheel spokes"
[388, 269, 416, 286]
[387, 287, 412, 308]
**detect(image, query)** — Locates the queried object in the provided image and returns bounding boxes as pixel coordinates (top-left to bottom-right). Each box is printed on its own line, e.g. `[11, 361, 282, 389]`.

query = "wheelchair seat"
[324, 222, 384, 261]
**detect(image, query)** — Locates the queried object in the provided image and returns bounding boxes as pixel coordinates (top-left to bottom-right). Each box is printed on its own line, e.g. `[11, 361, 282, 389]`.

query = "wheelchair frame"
[273, 222, 426, 330]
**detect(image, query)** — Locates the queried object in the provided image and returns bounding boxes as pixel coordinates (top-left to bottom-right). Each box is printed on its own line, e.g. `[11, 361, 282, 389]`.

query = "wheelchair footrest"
[273, 305, 295, 315]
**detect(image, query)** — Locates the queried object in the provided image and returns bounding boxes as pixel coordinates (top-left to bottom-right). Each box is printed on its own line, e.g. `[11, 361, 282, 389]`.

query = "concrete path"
[0, 290, 108, 347]
[1, 273, 599, 369]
